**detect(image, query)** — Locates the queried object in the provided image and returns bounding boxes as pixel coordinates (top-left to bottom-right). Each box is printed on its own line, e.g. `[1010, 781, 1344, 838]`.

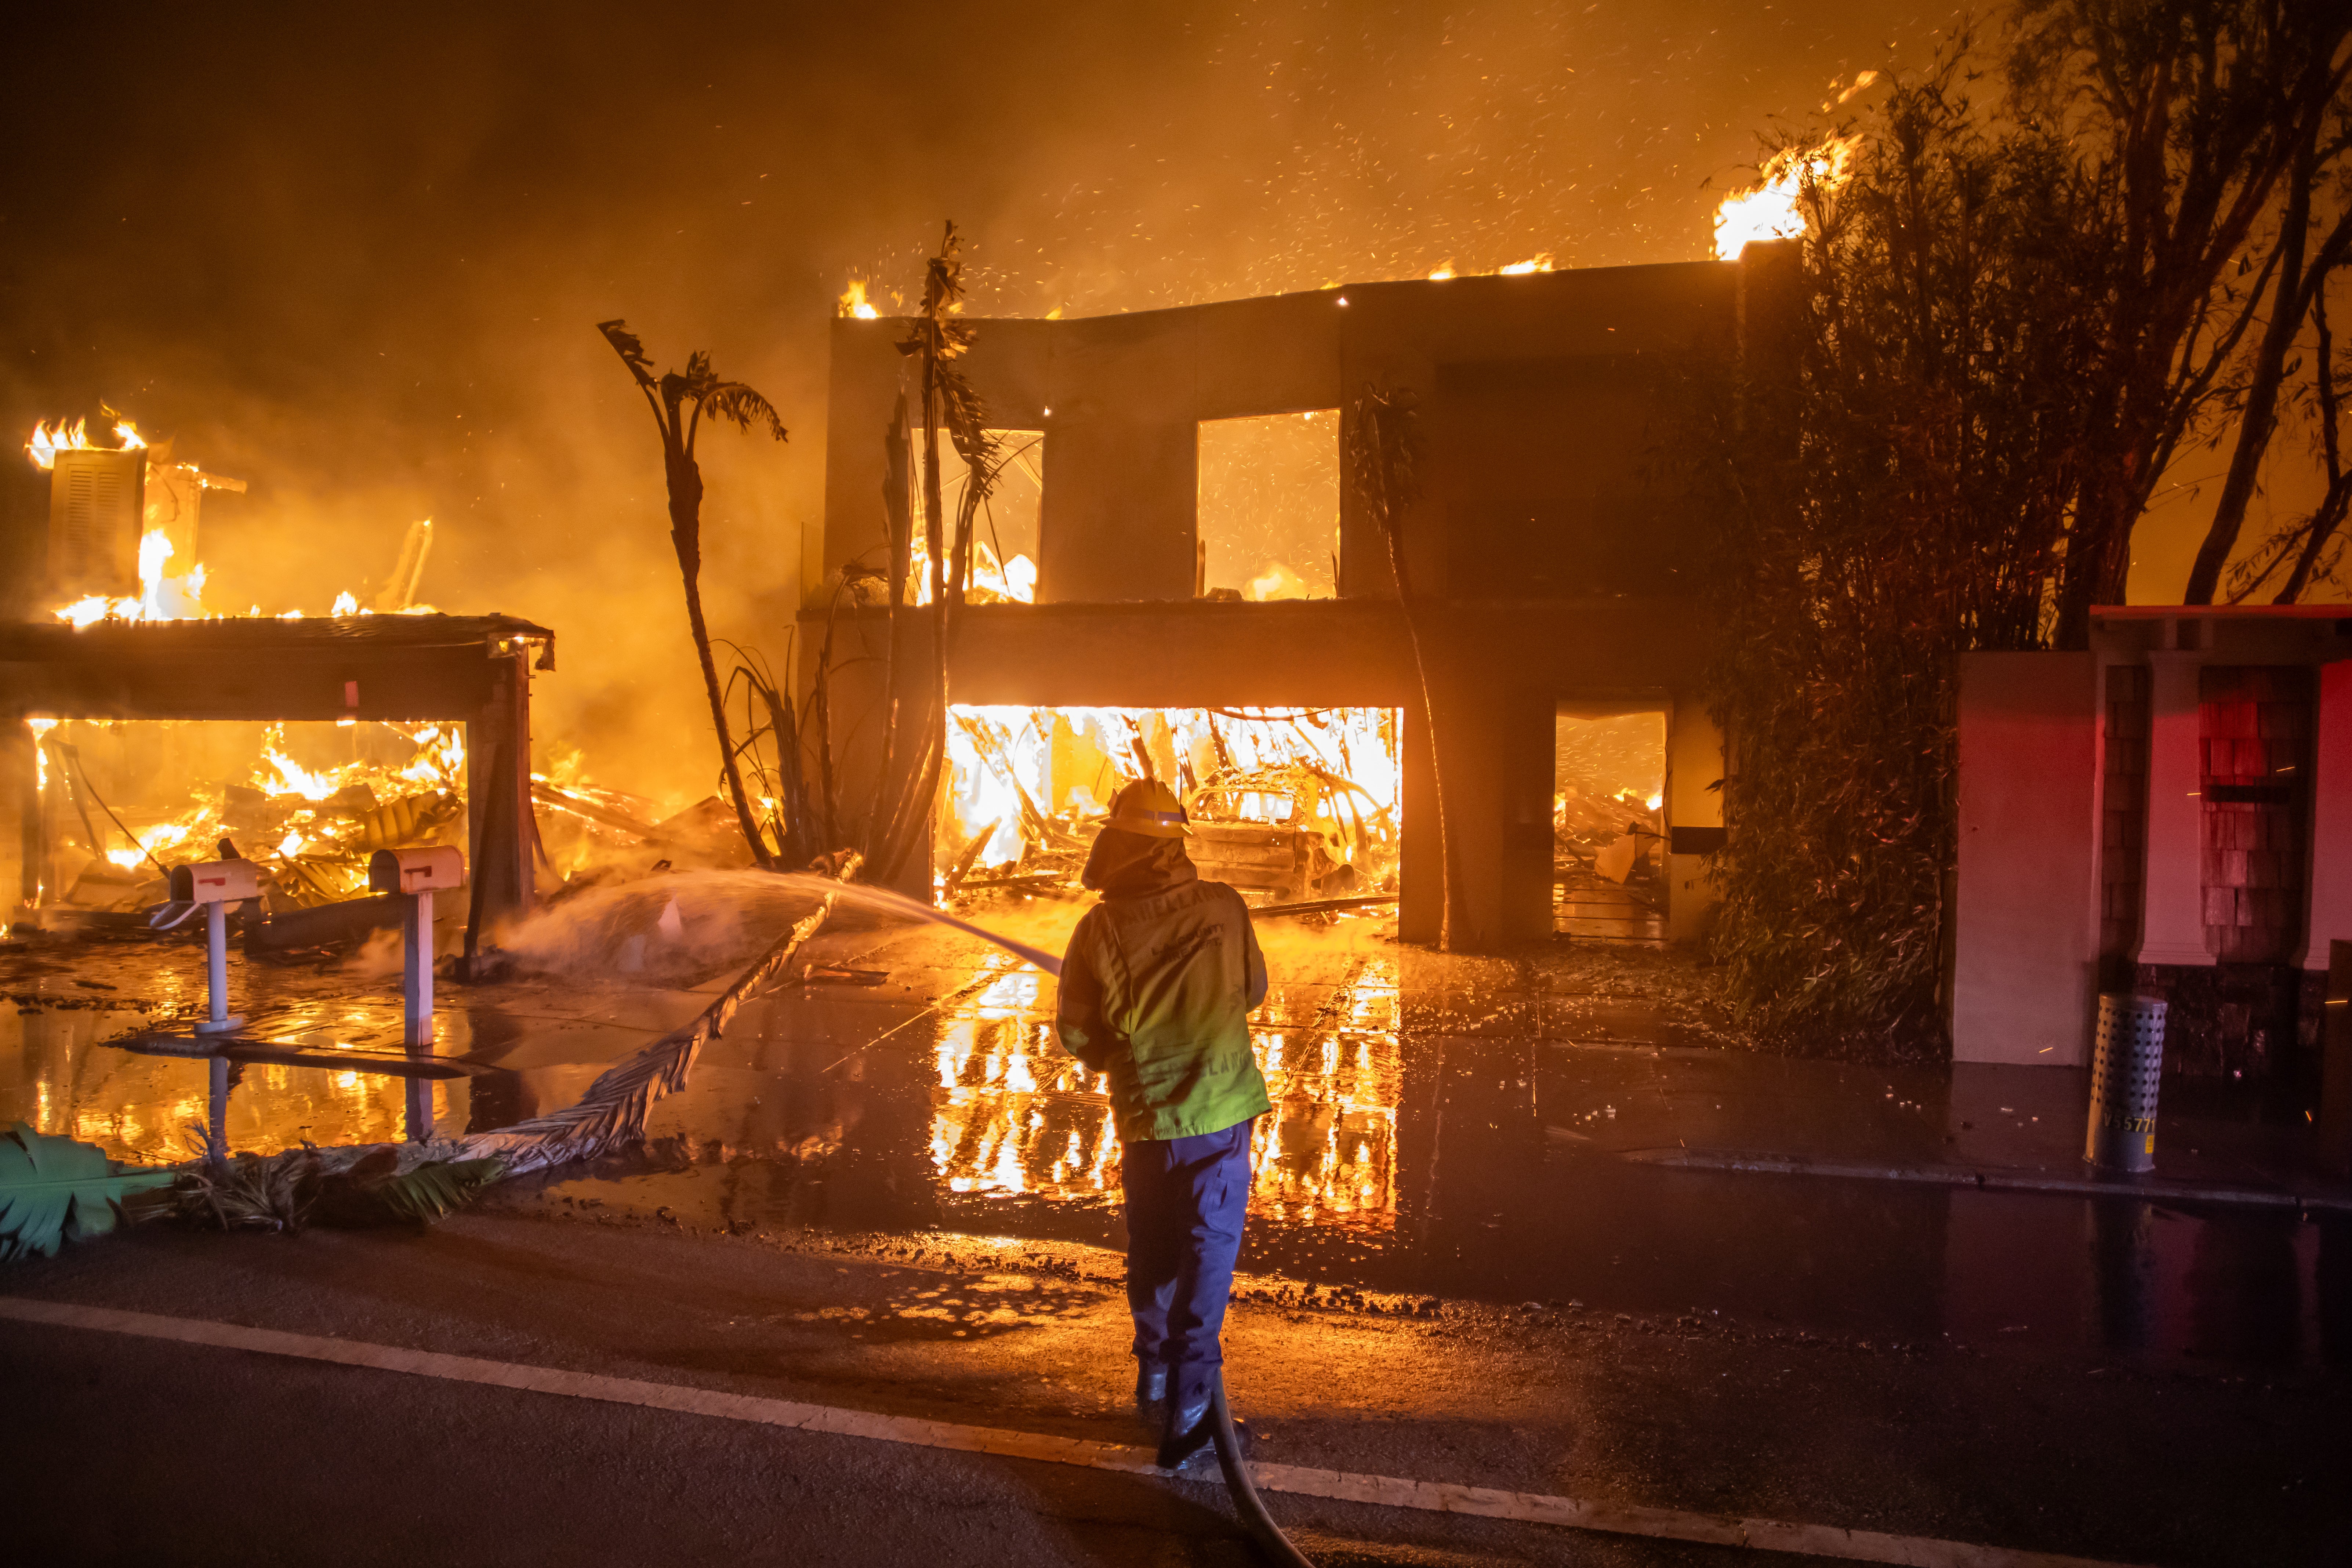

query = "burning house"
[2, 419, 552, 950]
[806, 250, 1800, 950]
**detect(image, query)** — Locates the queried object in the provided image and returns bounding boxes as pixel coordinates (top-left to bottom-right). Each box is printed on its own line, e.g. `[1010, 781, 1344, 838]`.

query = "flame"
[901, 538, 1037, 606]
[1714, 133, 1863, 260]
[1645, 791, 1664, 812]
[105, 821, 190, 870]
[939, 704, 1401, 894]
[30, 417, 421, 626]
[260, 729, 342, 801]
[32, 716, 469, 915]
[1426, 255, 1551, 281]
[839, 279, 880, 319]
[27, 416, 146, 471]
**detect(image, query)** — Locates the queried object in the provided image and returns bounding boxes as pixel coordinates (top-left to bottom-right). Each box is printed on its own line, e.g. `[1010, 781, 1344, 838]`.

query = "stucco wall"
[1954, 651, 2101, 1065]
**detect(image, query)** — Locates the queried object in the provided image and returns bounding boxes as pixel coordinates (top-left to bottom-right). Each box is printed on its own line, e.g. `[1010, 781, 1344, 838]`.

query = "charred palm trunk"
[665, 443, 776, 870]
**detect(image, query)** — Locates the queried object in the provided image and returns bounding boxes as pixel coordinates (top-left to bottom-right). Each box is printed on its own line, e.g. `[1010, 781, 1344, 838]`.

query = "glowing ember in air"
[839, 279, 880, 319]
[1713, 133, 1863, 260]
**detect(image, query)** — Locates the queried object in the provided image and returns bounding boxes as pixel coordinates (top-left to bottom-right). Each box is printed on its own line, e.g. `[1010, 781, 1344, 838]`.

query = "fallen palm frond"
[450, 860, 856, 1177]
[171, 1129, 321, 1234]
[171, 1134, 507, 1232]
[1, 1122, 175, 1262]
[311, 1146, 508, 1226]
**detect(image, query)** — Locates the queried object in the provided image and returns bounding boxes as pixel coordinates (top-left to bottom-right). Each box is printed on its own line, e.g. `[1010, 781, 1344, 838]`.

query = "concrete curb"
[1620, 1147, 2352, 1213]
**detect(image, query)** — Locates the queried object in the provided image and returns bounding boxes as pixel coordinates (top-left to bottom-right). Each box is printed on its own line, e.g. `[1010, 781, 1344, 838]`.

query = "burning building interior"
[811, 251, 1756, 951]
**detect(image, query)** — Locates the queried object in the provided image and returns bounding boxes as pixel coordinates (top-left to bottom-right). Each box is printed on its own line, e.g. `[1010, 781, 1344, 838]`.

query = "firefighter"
[1055, 777, 1271, 1469]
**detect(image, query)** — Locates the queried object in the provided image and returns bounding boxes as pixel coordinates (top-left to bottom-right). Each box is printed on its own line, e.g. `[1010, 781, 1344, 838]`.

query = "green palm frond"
[367, 1158, 507, 1223]
[1, 1122, 174, 1262]
[310, 1147, 508, 1226]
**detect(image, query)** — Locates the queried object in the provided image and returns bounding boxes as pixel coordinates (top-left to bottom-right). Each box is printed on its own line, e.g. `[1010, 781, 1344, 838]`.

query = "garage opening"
[938, 703, 1398, 904]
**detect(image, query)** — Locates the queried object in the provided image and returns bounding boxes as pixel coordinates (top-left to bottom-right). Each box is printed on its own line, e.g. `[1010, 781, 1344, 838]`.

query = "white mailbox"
[169, 859, 261, 905]
[370, 845, 463, 1067]
[370, 845, 464, 895]
[160, 859, 258, 1034]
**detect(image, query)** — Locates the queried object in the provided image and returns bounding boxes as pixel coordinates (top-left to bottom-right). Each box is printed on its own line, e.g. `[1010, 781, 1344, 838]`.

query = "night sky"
[4, 1, 1965, 803]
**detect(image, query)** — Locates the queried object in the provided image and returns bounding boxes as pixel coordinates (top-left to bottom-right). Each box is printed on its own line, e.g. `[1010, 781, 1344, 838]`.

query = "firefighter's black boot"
[1156, 1385, 1215, 1470]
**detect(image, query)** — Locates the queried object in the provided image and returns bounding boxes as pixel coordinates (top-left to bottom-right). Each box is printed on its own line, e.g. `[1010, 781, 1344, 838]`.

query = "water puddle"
[4, 897, 2345, 1372]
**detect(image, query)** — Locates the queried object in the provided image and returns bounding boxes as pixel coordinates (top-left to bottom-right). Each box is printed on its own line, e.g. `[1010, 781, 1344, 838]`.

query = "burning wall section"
[809, 255, 1782, 948]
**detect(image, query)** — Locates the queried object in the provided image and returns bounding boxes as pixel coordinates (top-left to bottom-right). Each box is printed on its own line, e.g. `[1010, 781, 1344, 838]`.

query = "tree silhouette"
[597, 320, 788, 870]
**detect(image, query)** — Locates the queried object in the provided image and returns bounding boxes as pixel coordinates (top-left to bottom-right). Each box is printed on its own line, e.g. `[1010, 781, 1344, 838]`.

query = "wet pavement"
[5, 889, 2349, 1375]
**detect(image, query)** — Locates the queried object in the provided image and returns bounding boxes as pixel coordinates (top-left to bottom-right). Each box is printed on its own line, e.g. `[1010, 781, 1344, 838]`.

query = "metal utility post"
[370, 846, 464, 1141]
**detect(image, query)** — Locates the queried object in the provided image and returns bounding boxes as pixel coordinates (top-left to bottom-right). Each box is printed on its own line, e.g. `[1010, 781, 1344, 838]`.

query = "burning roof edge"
[0, 612, 555, 660]
[831, 252, 1747, 331]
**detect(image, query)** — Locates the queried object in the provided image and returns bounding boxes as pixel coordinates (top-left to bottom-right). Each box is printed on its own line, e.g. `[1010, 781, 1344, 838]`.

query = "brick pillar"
[2297, 660, 2352, 970]
[2135, 650, 2214, 968]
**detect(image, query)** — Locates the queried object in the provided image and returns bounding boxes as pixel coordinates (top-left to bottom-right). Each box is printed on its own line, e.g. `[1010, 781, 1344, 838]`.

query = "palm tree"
[597, 320, 787, 870]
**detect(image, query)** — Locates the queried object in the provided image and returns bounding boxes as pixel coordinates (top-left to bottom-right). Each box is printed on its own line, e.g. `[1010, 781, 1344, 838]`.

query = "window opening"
[907, 428, 1042, 603]
[1195, 411, 1340, 600]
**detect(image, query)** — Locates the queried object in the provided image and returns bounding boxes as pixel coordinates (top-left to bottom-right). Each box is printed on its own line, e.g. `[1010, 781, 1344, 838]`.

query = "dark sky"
[2, 1, 1956, 804]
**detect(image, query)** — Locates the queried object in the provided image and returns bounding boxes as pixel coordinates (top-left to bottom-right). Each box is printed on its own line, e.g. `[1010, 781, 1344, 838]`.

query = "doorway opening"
[1553, 702, 1667, 942]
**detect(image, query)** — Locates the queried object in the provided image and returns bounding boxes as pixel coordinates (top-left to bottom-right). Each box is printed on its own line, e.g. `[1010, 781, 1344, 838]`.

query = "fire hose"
[769, 875, 1319, 1562]
[1209, 1375, 1317, 1567]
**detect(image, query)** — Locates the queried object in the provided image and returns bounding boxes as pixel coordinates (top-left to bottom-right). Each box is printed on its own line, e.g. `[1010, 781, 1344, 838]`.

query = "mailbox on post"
[166, 858, 261, 1036]
[369, 846, 464, 897]
[370, 846, 462, 1067]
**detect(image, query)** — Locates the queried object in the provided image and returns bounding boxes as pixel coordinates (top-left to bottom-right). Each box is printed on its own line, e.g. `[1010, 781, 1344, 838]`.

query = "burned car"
[1181, 765, 1391, 905]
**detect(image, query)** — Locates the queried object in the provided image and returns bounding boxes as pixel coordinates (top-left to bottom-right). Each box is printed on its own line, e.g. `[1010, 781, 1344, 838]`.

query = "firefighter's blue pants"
[1123, 1116, 1255, 1407]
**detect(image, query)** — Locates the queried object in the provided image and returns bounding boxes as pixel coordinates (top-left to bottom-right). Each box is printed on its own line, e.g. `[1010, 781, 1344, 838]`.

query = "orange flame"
[839, 279, 880, 320]
[26, 416, 145, 472]
[1714, 133, 1862, 260]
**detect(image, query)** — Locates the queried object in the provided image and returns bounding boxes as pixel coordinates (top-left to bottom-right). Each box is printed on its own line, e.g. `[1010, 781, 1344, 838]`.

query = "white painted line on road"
[1, 1295, 2148, 1568]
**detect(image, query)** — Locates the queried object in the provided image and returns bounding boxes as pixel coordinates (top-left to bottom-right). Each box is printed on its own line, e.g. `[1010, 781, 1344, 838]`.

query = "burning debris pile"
[11, 415, 547, 939]
[28, 719, 467, 918]
[940, 704, 1400, 907]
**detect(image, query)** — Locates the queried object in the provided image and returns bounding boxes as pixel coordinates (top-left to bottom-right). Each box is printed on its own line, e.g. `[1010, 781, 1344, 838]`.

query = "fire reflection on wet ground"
[923, 955, 1398, 1234]
[4, 911, 2348, 1372]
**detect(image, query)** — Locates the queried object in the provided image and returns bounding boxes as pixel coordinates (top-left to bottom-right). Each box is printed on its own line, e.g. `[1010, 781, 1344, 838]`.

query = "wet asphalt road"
[7, 1210, 2348, 1567]
[7, 899, 2352, 1563]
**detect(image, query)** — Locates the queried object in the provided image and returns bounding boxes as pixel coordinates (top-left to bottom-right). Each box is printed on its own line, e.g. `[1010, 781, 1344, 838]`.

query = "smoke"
[500, 869, 821, 983]
[0, 1, 1954, 809]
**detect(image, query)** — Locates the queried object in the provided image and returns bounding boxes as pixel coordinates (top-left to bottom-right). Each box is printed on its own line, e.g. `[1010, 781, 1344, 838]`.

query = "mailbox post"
[369, 846, 464, 1142]
[166, 859, 260, 1036]
[163, 857, 259, 1161]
